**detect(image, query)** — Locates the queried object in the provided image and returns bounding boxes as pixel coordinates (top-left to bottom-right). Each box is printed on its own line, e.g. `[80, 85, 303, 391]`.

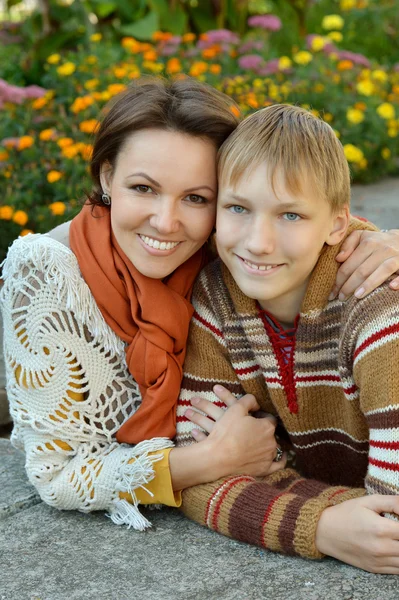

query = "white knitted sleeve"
[0, 234, 173, 530]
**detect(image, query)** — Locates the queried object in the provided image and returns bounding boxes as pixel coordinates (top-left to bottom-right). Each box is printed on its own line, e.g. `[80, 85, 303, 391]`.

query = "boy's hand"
[315, 495, 399, 574]
[330, 229, 399, 300]
[185, 385, 285, 477]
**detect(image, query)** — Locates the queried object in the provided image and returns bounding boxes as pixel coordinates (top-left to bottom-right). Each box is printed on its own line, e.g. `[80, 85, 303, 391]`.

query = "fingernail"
[390, 281, 399, 289]
[213, 384, 224, 393]
[328, 291, 336, 301]
[192, 429, 198, 437]
[338, 292, 346, 301]
[354, 287, 365, 298]
[185, 409, 193, 418]
[191, 397, 199, 405]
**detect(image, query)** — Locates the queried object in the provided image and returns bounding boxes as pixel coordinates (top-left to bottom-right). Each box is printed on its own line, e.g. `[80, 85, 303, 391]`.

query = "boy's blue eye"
[229, 205, 246, 214]
[283, 212, 300, 221]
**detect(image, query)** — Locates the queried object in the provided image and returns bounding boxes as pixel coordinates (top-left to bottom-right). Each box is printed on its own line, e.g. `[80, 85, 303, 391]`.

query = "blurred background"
[0, 0, 398, 430]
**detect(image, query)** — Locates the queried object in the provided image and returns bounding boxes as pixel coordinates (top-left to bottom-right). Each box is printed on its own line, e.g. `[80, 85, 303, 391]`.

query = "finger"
[253, 411, 278, 425]
[191, 396, 226, 421]
[191, 429, 207, 442]
[352, 259, 399, 298]
[185, 408, 215, 433]
[335, 230, 362, 263]
[389, 276, 399, 290]
[213, 384, 238, 407]
[236, 393, 260, 413]
[267, 452, 288, 473]
[330, 248, 375, 300]
[364, 494, 399, 520]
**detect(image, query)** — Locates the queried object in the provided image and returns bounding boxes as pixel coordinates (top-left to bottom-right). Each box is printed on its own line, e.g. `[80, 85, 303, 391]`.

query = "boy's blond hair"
[218, 104, 350, 212]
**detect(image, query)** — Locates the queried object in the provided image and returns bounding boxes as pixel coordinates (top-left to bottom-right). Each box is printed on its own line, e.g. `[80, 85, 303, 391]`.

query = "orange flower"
[13, 210, 29, 226]
[79, 143, 93, 161]
[209, 64, 222, 75]
[0, 205, 13, 220]
[107, 84, 127, 97]
[18, 136, 34, 150]
[113, 67, 127, 79]
[230, 105, 241, 118]
[337, 60, 354, 71]
[189, 61, 208, 77]
[202, 45, 221, 60]
[47, 170, 63, 183]
[166, 58, 182, 74]
[199, 33, 208, 41]
[71, 95, 94, 114]
[57, 137, 74, 148]
[143, 49, 158, 61]
[152, 31, 173, 42]
[39, 128, 56, 141]
[121, 37, 141, 53]
[0, 149, 9, 161]
[79, 119, 100, 134]
[182, 33, 196, 43]
[32, 97, 48, 110]
[354, 102, 367, 111]
[49, 201, 66, 216]
[62, 145, 80, 159]
[20, 229, 34, 236]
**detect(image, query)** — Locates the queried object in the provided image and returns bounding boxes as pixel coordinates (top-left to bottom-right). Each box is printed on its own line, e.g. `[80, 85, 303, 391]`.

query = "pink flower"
[335, 50, 370, 67]
[238, 40, 264, 54]
[247, 15, 282, 31]
[257, 58, 280, 76]
[0, 79, 47, 107]
[238, 54, 263, 70]
[203, 29, 240, 44]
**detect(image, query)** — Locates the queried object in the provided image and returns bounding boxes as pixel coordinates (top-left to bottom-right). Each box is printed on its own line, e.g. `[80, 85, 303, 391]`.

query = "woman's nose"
[149, 200, 180, 234]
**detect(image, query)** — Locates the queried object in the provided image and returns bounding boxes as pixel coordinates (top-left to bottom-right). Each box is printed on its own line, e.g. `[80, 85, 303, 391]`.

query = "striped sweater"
[175, 219, 399, 559]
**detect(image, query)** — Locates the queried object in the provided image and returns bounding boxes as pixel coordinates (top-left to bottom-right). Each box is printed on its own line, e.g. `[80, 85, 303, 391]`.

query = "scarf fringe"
[1, 234, 124, 356]
[109, 437, 174, 530]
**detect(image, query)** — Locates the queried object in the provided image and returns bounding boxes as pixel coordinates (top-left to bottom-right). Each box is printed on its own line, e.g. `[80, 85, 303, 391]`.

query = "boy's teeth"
[140, 235, 179, 250]
[244, 259, 277, 271]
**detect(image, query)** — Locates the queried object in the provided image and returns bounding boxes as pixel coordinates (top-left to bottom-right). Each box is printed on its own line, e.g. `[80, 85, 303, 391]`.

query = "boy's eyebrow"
[224, 193, 304, 210]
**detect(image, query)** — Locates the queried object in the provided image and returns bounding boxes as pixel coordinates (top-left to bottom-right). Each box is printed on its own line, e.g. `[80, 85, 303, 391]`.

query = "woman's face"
[101, 129, 217, 279]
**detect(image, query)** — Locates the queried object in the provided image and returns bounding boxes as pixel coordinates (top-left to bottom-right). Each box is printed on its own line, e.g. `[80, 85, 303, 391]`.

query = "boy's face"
[216, 164, 349, 324]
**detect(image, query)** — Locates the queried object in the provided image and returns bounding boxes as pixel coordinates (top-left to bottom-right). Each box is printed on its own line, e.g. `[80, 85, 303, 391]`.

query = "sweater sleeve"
[0, 235, 174, 530]
[346, 284, 399, 500]
[175, 267, 365, 559]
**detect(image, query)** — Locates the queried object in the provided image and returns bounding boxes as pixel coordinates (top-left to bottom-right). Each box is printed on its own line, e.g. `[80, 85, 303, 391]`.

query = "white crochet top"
[0, 232, 173, 530]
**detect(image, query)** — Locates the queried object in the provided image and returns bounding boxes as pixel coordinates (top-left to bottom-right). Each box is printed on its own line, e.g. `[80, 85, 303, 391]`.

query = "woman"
[1, 77, 399, 529]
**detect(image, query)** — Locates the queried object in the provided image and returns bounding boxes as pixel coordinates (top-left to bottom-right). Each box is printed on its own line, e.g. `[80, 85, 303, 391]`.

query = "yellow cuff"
[120, 448, 182, 507]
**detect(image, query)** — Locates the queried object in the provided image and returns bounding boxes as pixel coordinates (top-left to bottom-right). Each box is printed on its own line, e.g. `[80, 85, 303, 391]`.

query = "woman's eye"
[186, 194, 206, 204]
[228, 205, 246, 214]
[283, 212, 301, 221]
[133, 185, 153, 193]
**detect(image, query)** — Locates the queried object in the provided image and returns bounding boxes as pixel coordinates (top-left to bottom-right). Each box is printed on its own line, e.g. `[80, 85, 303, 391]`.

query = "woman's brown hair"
[88, 76, 240, 205]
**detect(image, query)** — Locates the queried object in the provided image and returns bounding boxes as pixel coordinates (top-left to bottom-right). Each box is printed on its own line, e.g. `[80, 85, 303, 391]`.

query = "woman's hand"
[330, 229, 399, 301]
[315, 495, 399, 574]
[185, 384, 286, 478]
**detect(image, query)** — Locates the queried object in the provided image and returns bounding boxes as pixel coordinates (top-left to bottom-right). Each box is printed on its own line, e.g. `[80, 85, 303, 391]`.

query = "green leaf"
[119, 10, 159, 39]
[160, 5, 188, 35]
[93, 2, 117, 18]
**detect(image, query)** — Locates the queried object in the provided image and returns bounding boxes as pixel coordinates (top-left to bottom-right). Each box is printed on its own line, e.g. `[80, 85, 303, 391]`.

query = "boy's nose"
[245, 219, 276, 255]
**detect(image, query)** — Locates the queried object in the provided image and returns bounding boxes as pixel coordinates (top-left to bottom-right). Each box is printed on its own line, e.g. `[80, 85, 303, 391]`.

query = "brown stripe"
[367, 409, 399, 429]
[180, 375, 243, 395]
[292, 429, 369, 453]
[278, 494, 305, 555]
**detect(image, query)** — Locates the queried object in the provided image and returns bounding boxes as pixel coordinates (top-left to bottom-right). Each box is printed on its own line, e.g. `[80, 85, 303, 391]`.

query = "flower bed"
[0, 11, 398, 262]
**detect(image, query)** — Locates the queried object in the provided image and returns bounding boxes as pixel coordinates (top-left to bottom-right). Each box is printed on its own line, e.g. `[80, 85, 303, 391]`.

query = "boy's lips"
[236, 254, 284, 275]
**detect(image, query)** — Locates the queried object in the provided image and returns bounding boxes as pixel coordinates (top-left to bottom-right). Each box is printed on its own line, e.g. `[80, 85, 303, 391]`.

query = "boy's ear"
[99, 161, 113, 194]
[325, 205, 350, 246]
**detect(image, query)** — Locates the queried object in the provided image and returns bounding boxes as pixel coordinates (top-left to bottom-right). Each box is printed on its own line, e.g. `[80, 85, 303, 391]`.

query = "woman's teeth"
[139, 235, 180, 250]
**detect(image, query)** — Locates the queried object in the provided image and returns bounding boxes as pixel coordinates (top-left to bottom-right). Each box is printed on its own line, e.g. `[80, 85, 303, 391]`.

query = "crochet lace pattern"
[1, 234, 173, 530]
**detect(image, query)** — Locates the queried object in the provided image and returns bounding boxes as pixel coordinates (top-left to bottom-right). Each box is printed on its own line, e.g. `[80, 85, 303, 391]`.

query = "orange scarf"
[69, 204, 206, 444]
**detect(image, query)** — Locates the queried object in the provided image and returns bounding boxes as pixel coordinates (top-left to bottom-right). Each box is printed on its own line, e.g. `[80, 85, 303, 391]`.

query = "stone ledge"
[0, 499, 398, 600]
[0, 438, 41, 520]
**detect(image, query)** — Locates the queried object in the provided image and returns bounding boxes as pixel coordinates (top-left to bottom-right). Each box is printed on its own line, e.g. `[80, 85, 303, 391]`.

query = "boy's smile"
[216, 164, 349, 326]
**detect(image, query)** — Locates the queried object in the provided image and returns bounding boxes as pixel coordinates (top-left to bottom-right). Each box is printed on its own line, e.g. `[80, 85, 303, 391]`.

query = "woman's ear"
[99, 161, 113, 194]
[326, 205, 350, 246]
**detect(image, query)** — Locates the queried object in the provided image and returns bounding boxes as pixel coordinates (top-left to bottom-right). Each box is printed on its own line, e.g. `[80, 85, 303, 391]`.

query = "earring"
[101, 192, 111, 205]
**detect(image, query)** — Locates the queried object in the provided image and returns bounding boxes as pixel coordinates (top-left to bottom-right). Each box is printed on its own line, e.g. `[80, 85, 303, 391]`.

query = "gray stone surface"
[0, 502, 398, 600]
[351, 177, 399, 229]
[0, 438, 40, 520]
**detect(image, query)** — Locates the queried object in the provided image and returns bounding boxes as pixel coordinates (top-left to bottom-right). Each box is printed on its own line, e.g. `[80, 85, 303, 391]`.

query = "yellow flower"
[293, 51, 313, 65]
[18, 136, 34, 150]
[381, 148, 391, 160]
[127, 65, 141, 79]
[311, 35, 326, 52]
[356, 80, 374, 96]
[346, 108, 365, 124]
[142, 61, 163, 73]
[86, 55, 98, 65]
[189, 61, 208, 77]
[84, 79, 100, 91]
[343, 144, 364, 163]
[327, 31, 343, 43]
[0, 205, 13, 220]
[57, 137, 74, 148]
[376, 103, 395, 120]
[39, 128, 55, 141]
[166, 58, 182, 74]
[0, 150, 9, 161]
[359, 158, 368, 169]
[278, 56, 292, 70]
[322, 15, 344, 30]
[323, 113, 333, 122]
[62, 145, 80, 159]
[333, 129, 341, 138]
[47, 170, 63, 183]
[13, 210, 29, 226]
[32, 97, 48, 110]
[57, 62, 76, 76]
[388, 128, 398, 138]
[49, 201, 66, 216]
[107, 84, 127, 97]
[90, 33, 102, 42]
[372, 70, 388, 83]
[340, 0, 356, 9]
[79, 119, 100, 134]
[47, 54, 61, 64]
[314, 83, 325, 93]
[71, 95, 94, 114]
[113, 67, 127, 79]
[20, 229, 34, 236]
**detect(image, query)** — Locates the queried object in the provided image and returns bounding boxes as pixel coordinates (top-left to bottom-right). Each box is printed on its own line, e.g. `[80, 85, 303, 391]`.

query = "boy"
[175, 104, 399, 572]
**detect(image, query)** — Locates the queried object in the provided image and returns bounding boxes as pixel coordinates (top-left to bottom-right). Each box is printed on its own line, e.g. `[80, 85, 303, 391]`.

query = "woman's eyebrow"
[128, 172, 161, 187]
[184, 185, 216, 194]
